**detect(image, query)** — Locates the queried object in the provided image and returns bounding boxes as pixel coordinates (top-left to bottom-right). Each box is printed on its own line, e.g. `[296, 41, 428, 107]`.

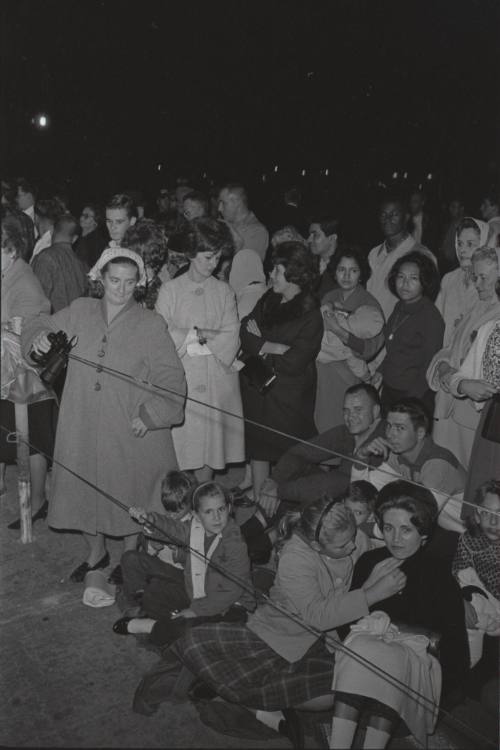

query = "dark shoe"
[279, 708, 304, 749]
[113, 616, 133, 635]
[8, 499, 49, 530]
[187, 677, 218, 703]
[69, 551, 110, 583]
[108, 564, 123, 585]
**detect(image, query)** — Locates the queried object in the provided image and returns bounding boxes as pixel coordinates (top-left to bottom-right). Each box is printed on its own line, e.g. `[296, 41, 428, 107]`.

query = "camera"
[30, 331, 78, 386]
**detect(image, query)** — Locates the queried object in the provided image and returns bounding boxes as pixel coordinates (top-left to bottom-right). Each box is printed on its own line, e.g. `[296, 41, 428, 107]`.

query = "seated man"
[258, 383, 386, 519]
[357, 397, 467, 559]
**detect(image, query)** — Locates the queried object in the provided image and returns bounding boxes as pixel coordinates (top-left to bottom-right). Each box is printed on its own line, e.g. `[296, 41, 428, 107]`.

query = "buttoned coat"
[21, 298, 186, 536]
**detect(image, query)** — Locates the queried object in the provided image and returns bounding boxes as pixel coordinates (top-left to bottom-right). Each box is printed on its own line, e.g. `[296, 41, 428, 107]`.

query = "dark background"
[1, 0, 499, 231]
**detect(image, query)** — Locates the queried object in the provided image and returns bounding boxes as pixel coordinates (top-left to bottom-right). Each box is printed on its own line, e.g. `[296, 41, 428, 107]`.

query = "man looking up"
[105, 193, 137, 246]
[258, 383, 385, 516]
[218, 183, 269, 260]
[358, 398, 466, 543]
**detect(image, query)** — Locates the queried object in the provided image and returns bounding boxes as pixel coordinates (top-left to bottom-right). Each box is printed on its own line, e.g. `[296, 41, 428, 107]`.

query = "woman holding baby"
[315, 247, 385, 432]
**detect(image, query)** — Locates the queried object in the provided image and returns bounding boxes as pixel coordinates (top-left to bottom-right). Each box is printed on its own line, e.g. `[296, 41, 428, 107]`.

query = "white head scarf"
[88, 247, 147, 286]
[454, 217, 490, 260]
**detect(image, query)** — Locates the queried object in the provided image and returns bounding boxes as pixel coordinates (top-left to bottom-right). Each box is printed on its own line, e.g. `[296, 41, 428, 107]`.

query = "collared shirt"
[30, 230, 52, 263]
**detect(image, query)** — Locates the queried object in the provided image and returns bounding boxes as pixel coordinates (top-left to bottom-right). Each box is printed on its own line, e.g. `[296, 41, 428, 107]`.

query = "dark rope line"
[1, 426, 494, 748]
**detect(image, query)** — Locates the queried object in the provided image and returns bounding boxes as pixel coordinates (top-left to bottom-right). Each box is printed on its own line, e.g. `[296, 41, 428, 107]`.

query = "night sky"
[2, 0, 499, 205]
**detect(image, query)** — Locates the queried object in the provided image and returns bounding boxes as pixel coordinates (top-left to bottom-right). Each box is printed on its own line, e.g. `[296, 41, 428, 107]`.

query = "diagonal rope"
[0, 426, 495, 748]
[67, 351, 499, 521]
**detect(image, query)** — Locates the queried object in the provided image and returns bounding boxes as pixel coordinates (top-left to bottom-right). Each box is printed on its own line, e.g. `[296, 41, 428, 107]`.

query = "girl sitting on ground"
[113, 481, 255, 647]
[119, 470, 196, 618]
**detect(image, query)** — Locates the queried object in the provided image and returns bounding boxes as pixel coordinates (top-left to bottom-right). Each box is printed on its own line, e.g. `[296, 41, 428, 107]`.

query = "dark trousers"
[121, 549, 189, 620]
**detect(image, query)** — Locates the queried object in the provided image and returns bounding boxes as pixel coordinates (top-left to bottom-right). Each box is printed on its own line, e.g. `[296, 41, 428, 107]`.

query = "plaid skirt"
[176, 622, 335, 710]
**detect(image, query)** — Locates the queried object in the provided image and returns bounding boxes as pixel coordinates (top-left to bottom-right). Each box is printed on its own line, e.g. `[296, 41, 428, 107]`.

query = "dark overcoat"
[240, 289, 323, 461]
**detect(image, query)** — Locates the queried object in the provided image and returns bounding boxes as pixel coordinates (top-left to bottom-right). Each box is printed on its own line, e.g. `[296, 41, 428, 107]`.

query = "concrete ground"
[1, 463, 497, 749]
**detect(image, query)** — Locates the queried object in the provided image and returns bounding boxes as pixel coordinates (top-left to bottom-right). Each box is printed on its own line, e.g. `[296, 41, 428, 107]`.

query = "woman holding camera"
[21, 247, 186, 583]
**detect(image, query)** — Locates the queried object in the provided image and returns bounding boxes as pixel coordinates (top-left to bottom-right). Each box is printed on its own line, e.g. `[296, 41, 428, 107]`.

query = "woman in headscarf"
[427, 246, 500, 468]
[21, 247, 186, 582]
[436, 217, 489, 347]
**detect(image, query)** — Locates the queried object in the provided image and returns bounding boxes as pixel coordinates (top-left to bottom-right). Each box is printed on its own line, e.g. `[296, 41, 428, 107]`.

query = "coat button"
[96, 365, 103, 373]
[97, 350, 105, 357]
[94, 383, 101, 391]
[101, 335, 107, 343]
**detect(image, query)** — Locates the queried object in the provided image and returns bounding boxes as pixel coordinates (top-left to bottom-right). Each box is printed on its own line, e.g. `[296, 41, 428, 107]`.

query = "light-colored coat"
[156, 274, 244, 470]
[247, 532, 369, 663]
[21, 298, 186, 536]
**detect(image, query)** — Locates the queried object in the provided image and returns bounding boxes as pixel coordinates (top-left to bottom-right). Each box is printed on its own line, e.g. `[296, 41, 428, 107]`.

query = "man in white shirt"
[367, 195, 435, 320]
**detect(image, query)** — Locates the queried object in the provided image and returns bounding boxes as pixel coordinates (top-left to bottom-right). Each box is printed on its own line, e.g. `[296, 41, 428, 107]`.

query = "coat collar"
[261, 289, 319, 329]
[99, 296, 138, 328]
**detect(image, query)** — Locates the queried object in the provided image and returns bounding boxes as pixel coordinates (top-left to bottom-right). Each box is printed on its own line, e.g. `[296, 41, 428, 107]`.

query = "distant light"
[274, 165, 278, 173]
[427, 172, 433, 180]
[403, 171, 408, 179]
[301, 169, 306, 177]
[157, 163, 162, 171]
[418, 183, 423, 190]
[202, 172, 207, 179]
[325, 168, 329, 176]
[392, 171, 398, 179]
[262, 174, 267, 183]
[32, 112, 50, 130]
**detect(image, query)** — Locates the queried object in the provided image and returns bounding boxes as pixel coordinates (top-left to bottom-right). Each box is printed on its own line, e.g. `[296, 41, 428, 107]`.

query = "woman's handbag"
[240, 355, 277, 394]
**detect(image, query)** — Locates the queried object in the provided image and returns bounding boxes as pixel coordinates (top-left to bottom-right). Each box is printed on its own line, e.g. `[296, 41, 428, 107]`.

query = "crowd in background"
[1, 173, 499, 749]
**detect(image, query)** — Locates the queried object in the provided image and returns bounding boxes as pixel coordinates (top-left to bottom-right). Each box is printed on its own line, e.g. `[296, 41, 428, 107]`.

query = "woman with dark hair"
[315, 247, 385, 432]
[239, 241, 323, 501]
[21, 247, 186, 582]
[123, 218, 169, 309]
[74, 203, 107, 270]
[328, 480, 469, 749]
[373, 250, 444, 416]
[1, 212, 54, 518]
[436, 217, 489, 346]
[155, 217, 244, 483]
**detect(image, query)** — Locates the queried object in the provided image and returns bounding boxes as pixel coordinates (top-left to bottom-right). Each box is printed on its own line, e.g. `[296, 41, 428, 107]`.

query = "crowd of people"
[1, 174, 499, 748]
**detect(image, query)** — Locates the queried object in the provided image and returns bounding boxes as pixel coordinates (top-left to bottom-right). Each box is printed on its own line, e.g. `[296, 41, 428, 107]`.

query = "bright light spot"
[392, 171, 398, 179]
[202, 172, 207, 179]
[33, 112, 50, 130]
[325, 168, 329, 176]
[403, 172, 408, 179]
[301, 169, 306, 176]
[418, 183, 423, 190]
[262, 174, 266, 182]
[427, 172, 433, 180]
[157, 163, 162, 171]
[274, 165, 278, 173]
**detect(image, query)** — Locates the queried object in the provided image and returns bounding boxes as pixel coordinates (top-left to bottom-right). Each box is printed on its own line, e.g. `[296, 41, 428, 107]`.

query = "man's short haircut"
[344, 382, 381, 409]
[379, 192, 409, 214]
[340, 480, 378, 510]
[105, 193, 138, 219]
[16, 177, 38, 199]
[387, 398, 430, 434]
[34, 198, 63, 224]
[183, 190, 208, 213]
[309, 215, 339, 238]
[222, 183, 248, 206]
[54, 213, 79, 239]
